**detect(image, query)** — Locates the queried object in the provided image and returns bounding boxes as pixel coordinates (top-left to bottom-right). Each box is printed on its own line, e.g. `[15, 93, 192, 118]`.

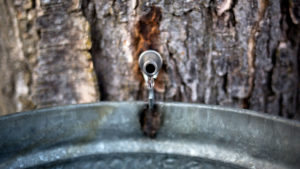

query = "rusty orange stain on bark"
[132, 6, 166, 93]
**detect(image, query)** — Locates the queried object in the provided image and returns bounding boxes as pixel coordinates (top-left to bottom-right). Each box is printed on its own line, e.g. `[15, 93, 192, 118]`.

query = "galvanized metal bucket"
[0, 102, 299, 169]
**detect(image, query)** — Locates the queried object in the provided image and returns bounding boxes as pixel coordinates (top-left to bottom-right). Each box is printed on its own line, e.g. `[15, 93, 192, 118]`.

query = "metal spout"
[139, 50, 163, 79]
[138, 50, 163, 109]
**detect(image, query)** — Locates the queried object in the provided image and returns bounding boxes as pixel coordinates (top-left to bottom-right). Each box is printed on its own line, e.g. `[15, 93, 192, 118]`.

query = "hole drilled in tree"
[145, 63, 156, 74]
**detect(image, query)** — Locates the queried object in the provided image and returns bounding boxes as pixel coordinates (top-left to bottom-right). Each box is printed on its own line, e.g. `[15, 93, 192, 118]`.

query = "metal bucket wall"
[0, 102, 299, 169]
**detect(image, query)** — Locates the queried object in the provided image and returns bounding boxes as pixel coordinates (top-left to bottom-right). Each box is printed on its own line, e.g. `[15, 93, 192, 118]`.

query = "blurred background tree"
[0, 0, 299, 120]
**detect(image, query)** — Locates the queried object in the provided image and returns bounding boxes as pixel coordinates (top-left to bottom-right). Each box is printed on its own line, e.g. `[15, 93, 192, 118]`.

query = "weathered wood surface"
[0, 0, 299, 119]
[0, 0, 99, 115]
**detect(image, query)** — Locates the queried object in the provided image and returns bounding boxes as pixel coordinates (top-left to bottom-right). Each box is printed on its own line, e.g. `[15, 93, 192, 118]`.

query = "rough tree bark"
[0, 0, 99, 115]
[0, 0, 299, 120]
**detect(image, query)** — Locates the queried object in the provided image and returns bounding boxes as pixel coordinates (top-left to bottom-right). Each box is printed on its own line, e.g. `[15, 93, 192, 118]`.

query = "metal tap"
[138, 50, 163, 109]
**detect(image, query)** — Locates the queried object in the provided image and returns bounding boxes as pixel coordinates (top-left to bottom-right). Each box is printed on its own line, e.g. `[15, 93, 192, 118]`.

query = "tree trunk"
[0, 0, 99, 115]
[0, 0, 299, 120]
